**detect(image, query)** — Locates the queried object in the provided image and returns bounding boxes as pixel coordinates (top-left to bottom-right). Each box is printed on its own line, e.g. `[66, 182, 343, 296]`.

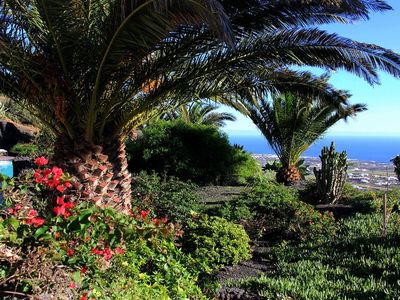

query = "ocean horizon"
[226, 132, 400, 163]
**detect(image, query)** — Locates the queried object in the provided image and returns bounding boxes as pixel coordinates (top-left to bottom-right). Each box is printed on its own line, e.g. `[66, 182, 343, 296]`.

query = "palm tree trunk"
[53, 135, 132, 213]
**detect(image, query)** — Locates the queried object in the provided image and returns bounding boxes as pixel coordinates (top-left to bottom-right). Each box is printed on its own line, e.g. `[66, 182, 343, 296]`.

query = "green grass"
[229, 212, 400, 299]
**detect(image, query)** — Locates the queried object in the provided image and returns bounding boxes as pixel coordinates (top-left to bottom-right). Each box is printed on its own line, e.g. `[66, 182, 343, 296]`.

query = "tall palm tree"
[1, 0, 400, 210]
[240, 92, 366, 185]
[162, 102, 236, 127]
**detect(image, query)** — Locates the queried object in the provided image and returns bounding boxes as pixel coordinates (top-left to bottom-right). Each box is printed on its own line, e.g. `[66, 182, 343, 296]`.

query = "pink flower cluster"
[7, 206, 45, 228]
[91, 246, 125, 261]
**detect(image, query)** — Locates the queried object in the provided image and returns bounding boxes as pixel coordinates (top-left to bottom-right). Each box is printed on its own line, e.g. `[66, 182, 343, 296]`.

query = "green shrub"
[10, 127, 55, 158]
[181, 215, 252, 274]
[131, 171, 204, 223]
[10, 143, 39, 156]
[219, 182, 336, 241]
[126, 120, 262, 185]
[231, 150, 263, 185]
[232, 213, 400, 299]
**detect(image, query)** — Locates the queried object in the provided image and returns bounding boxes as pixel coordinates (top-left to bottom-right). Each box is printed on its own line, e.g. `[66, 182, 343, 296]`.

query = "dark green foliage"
[181, 215, 252, 274]
[232, 213, 400, 299]
[127, 120, 261, 185]
[391, 155, 400, 181]
[314, 142, 348, 203]
[131, 171, 204, 223]
[218, 182, 336, 241]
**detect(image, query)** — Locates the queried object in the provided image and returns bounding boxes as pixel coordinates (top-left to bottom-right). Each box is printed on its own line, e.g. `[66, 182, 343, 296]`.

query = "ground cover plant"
[229, 212, 400, 299]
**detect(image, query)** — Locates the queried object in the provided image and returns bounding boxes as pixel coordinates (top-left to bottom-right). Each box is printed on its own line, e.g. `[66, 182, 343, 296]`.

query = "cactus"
[314, 142, 348, 203]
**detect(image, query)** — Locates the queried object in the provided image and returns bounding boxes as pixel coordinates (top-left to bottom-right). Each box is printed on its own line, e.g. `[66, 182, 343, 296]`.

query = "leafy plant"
[181, 215, 252, 274]
[10, 143, 39, 157]
[127, 120, 261, 185]
[131, 171, 204, 223]
[391, 155, 400, 181]
[219, 182, 336, 241]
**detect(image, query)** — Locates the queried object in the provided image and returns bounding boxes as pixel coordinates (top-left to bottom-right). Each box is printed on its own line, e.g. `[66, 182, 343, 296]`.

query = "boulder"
[0, 119, 36, 150]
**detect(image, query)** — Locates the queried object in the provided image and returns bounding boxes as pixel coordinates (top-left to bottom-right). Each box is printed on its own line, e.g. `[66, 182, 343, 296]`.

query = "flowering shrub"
[0, 157, 205, 299]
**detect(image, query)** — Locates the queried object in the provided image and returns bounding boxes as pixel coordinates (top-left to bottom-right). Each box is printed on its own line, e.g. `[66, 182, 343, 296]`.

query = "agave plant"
[1, 0, 400, 209]
[239, 92, 366, 185]
[161, 102, 236, 127]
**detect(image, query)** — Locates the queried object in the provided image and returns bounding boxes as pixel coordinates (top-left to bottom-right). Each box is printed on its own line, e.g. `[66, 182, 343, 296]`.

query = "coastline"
[253, 154, 399, 190]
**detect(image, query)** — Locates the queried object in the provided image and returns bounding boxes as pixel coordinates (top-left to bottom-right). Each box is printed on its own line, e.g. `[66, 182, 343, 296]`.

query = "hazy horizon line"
[224, 130, 400, 137]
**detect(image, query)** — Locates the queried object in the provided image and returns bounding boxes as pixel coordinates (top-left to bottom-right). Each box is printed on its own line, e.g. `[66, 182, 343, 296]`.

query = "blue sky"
[222, 0, 400, 136]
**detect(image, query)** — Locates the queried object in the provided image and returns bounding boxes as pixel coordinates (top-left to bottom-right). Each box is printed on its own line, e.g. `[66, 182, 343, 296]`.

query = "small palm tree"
[162, 102, 236, 127]
[241, 93, 366, 185]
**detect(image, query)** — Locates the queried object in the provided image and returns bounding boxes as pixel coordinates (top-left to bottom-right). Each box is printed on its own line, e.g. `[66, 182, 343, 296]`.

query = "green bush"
[131, 171, 204, 223]
[219, 182, 336, 241]
[232, 213, 400, 299]
[10, 143, 39, 156]
[126, 120, 262, 185]
[10, 128, 55, 158]
[181, 215, 252, 274]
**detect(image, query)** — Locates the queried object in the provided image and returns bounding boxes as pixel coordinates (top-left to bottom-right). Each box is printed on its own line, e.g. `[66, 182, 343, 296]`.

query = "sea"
[227, 133, 400, 163]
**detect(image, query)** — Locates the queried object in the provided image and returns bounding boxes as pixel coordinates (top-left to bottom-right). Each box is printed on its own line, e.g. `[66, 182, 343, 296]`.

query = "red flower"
[7, 208, 14, 214]
[35, 157, 48, 166]
[115, 247, 125, 255]
[69, 283, 76, 289]
[103, 248, 113, 261]
[80, 292, 89, 300]
[67, 248, 75, 256]
[28, 209, 38, 217]
[51, 166, 63, 179]
[65, 202, 74, 209]
[56, 196, 65, 205]
[63, 211, 71, 219]
[140, 210, 150, 219]
[53, 205, 66, 216]
[161, 217, 168, 223]
[31, 217, 45, 228]
[80, 265, 88, 274]
[43, 168, 52, 177]
[91, 248, 103, 255]
[64, 181, 73, 189]
[54, 232, 61, 239]
[56, 185, 66, 193]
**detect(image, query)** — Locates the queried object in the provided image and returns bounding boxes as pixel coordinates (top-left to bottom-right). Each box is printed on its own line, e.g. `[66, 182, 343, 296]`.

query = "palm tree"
[161, 102, 236, 127]
[239, 92, 366, 185]
[1, 0, 400, 209]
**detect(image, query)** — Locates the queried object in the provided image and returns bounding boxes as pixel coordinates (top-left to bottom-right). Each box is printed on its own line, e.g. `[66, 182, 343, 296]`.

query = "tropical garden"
[1, 0, 400, 299]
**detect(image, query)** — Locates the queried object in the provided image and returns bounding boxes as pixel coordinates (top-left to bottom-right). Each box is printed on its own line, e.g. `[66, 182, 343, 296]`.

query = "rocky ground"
[253, 154, 400, 191]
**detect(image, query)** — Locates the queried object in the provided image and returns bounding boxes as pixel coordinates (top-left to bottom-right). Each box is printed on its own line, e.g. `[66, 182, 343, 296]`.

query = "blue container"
[0, 157, 13, 207]
[0, 159, 13, 178]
